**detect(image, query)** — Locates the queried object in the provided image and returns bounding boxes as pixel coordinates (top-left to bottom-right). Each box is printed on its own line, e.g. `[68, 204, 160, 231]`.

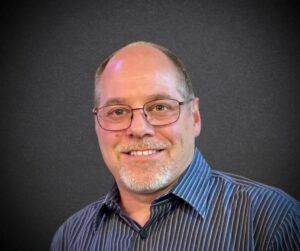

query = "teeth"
[130, 150, 158, 156]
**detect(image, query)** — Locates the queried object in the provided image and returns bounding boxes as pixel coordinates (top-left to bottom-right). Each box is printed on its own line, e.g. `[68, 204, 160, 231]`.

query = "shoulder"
[209, 170, 299, 225]
[50, 196, 106, 250]
[61, 196, 106, 229]
[210, 170, 300, 249]
[210, 169, 298, 207]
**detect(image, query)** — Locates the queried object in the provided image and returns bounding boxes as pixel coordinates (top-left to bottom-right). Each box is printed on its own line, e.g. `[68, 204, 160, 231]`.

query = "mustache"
[116, 140, 170, 153]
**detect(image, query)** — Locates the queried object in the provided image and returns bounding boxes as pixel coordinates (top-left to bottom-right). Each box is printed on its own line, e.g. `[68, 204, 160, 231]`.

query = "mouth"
[122, 148, 165, 156]
[118, 142, 169, 158]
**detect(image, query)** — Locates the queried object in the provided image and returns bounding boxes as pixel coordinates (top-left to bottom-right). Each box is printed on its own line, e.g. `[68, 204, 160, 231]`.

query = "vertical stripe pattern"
[51, 148, 300, 251]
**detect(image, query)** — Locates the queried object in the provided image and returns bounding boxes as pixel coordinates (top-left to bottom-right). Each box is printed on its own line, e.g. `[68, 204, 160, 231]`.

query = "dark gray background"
[1, 0, 299, 250]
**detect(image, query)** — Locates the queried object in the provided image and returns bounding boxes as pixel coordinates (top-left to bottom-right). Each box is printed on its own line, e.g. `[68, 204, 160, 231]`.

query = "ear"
[93, 110, 101, 135]
[191, 97, 201, 137]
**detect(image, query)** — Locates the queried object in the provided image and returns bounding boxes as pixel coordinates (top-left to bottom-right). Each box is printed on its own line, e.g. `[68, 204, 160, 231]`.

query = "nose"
[126, 109, 155, 138]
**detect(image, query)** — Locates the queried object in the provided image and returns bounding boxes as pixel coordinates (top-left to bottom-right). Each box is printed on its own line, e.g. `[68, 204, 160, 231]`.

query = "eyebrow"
[102, 98, 127, 106]
[146, 93, 174, 101]
[102, 93, 174, 107]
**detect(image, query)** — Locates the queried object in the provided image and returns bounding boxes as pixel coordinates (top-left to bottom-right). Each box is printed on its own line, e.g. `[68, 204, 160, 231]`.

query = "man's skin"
[94, 44, 201, 226]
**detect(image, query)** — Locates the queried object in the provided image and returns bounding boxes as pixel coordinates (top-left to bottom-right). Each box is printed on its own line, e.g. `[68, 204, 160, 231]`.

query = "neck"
[117, 180, 177, 227]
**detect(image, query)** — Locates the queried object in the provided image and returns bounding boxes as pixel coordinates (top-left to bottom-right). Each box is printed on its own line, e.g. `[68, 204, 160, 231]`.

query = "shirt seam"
[266, 204, 294, 250]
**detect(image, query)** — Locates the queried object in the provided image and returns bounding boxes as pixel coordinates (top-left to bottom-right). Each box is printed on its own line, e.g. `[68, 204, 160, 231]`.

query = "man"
[51, 41, 300, 250]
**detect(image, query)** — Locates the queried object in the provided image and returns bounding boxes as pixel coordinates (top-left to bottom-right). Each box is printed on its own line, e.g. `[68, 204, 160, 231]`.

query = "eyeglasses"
[93, 98, 193, 131]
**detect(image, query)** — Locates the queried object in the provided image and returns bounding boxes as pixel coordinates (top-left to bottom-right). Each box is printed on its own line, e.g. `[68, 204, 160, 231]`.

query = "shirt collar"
[93, 184, 120, 230]
[171, 148, 211, 218]
[94, 148, 211, 230]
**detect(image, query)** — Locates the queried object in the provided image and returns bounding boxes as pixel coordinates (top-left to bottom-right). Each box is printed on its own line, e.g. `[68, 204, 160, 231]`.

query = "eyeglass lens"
[95, 99, 183, 131]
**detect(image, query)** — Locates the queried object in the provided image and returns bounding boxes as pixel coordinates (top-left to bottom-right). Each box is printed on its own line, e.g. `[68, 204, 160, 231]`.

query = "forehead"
[98, 45, 184, 105]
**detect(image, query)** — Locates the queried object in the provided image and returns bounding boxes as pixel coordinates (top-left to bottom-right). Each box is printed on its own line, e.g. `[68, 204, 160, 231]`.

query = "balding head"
[94, 41, 194, 106]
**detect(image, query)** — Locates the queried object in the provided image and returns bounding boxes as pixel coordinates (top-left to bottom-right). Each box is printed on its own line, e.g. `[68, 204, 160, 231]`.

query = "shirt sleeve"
[268, 202, 300, 251]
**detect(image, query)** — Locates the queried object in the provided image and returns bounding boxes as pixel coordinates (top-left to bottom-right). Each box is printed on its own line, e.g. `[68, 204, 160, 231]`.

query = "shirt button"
[139, 229, 147, 239]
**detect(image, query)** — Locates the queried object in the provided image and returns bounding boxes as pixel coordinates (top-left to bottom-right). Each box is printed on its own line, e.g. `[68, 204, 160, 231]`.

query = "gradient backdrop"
[1, 0, 299, 250]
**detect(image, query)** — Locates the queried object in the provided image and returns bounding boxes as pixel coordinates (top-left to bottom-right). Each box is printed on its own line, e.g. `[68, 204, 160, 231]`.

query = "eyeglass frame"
[92, 98, 194, 131]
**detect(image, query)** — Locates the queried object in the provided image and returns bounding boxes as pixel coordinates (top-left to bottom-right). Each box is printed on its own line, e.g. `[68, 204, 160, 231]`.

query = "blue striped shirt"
[51, 148, 300, 250]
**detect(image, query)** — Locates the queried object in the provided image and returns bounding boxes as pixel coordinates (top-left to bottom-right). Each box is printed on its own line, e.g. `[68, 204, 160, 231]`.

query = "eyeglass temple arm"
[179, 98, 194, 106]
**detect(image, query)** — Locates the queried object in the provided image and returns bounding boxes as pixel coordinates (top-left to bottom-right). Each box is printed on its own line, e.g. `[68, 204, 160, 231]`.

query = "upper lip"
[123, 148, 163, 154]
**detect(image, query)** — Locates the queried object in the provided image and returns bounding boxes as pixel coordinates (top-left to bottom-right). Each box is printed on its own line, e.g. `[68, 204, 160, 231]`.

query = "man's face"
[95, 45, 201, 194]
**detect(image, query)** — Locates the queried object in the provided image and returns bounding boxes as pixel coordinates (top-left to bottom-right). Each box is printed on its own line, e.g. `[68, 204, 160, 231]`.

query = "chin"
[119, 167, 174, 194]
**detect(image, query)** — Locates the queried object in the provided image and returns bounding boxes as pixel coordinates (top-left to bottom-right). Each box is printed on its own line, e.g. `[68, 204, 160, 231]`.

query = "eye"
[109, 107, 129, 116]
[102, 105, 131, 119]
[145, 100, 178, 118]
[112, 108, 125, 116]
[147, 101, 172, 113]
[154, 104, 168, 111]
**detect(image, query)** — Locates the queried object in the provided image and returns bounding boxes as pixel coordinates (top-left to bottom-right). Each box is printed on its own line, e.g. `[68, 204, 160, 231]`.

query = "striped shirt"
[51, 148, 300, 251]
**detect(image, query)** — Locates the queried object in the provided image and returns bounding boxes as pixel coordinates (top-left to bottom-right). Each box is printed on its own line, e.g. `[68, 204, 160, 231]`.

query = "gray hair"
[94, 41, 194, 106]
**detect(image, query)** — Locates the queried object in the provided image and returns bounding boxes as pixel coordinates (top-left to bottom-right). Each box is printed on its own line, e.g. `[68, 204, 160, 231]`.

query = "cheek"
[160, 124, 185, 147]
[169, 120, 194, 147]
[97, 131, 122, 161]
[98, 131, 122, 146]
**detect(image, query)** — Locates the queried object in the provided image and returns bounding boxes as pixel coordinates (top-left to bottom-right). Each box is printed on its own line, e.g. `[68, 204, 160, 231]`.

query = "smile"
[129, 150, 159, 156]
